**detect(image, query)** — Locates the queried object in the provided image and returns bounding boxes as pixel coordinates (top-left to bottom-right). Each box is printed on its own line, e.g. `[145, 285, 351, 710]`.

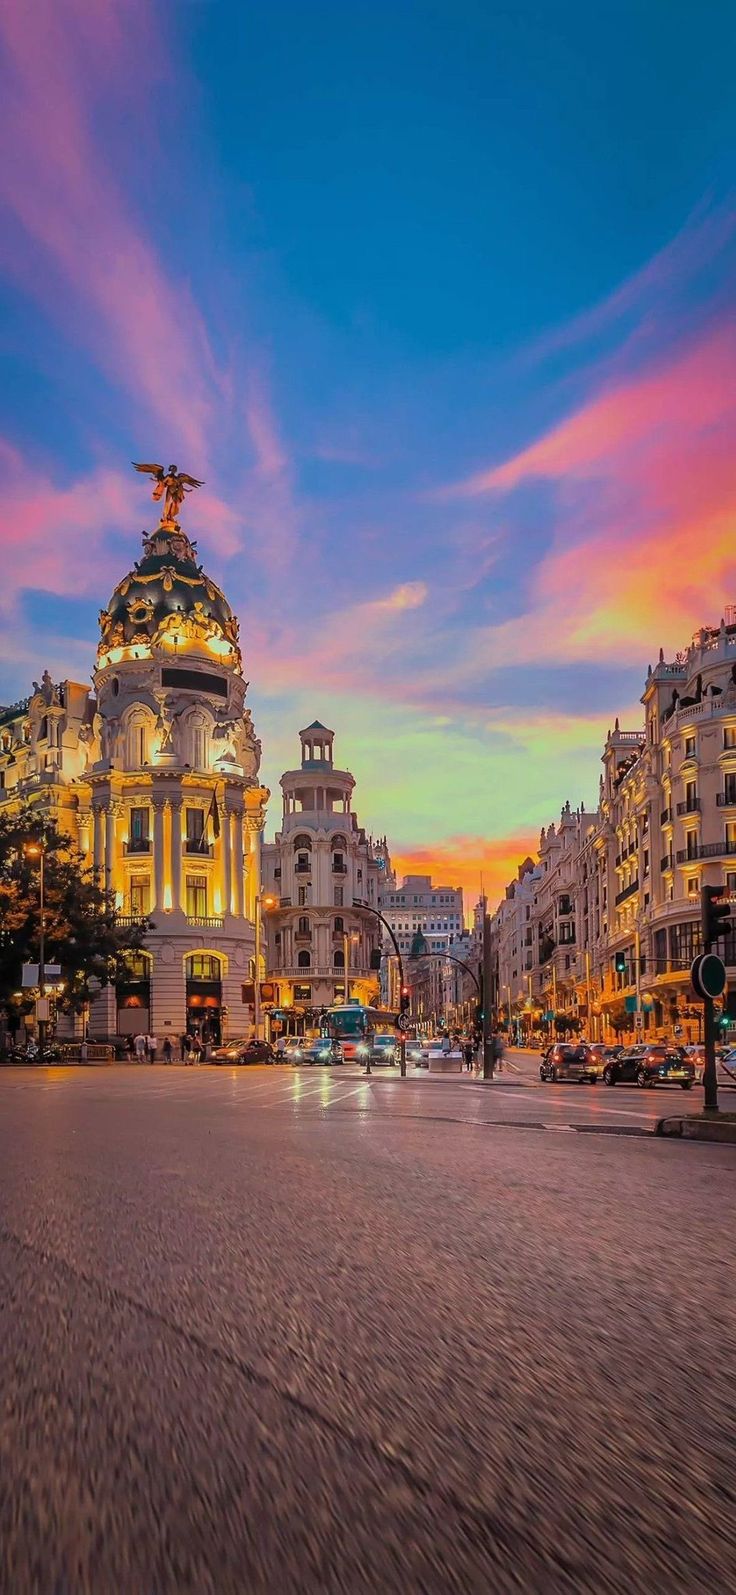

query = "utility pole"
[482, 903, 494, 1079]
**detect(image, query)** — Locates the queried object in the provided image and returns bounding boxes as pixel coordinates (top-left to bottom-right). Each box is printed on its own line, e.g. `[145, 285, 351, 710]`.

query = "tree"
[0, 808, 150, 1024]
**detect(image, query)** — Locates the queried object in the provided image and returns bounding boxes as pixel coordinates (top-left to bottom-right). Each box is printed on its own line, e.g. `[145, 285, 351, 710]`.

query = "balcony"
[185, 914, 224, 929]
[184, 839, 213, 856]
[116, 913, 150, 927]
[661, 807, 673, 825]
[717, 792, 736, 807]
[124, 837, 151, 855]
[676, 799, 700, 815]
[676, 841, 736, 863]
[279, 896, 292, 907]
[295, 862, 311, 874]
[294, 932, 312, 944]
[332, 862, 348, 875]
[615, 879, 639, 906]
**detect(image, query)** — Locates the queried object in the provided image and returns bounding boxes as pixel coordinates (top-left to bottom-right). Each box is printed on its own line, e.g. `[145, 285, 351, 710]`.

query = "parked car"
[717, 1047, 736, 1087]
[211, 1038, 275, 1065]
[540, 1043, 600, 1084]
[357, 1034, 397, 1066]
[603, 1044, 694, 1089]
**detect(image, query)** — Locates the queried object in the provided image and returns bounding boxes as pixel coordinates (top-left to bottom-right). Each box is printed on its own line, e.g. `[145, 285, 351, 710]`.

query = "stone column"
[153, 799, 166, 911]
[233, 809, 245, 919]
[104, 804, 115, 892]
[222, 807, 232, 918]
[170, 798, 182, 912]
[92, 805, 104, 878]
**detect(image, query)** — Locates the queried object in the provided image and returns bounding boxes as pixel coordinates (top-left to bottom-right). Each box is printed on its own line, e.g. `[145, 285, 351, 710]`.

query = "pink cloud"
[0, 0, 219, 460]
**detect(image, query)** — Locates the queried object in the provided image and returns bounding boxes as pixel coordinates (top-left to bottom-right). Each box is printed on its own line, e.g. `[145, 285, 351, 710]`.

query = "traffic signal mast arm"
[701, 884, 732, 951]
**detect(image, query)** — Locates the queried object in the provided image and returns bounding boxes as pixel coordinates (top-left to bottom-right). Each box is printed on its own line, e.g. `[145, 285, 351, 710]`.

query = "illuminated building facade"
[0, 512, 268, 1044]
[261, 724, 388, 1026]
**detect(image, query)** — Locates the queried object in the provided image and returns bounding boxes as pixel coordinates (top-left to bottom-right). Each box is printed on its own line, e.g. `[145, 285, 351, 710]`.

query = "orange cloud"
[393, 834, 540, 913]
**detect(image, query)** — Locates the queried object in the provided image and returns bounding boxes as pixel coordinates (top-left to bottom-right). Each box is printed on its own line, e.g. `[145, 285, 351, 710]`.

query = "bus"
[320, 1001, 397, 1061]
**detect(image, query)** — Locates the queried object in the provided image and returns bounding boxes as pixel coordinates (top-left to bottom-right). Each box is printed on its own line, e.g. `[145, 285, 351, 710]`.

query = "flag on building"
[206, 789, 220, 843]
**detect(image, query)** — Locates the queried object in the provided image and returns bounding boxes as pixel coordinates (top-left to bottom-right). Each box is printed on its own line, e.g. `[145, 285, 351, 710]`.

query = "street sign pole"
[703, 994, 718, 1113]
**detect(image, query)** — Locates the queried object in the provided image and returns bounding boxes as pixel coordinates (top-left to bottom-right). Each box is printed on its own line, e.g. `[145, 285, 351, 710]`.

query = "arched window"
[297, 950, 311, 969]
[126, 712, 151, 769]
[297, 915, 310, 935]
[334, 916, 344, 933]
[186, 954, 222, 980]
[293, 834, 312, 850]
[333, 949, 344, 969]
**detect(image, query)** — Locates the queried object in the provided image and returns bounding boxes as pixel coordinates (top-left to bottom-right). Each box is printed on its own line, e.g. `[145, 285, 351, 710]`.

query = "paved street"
[0, 1065, 734, 1594]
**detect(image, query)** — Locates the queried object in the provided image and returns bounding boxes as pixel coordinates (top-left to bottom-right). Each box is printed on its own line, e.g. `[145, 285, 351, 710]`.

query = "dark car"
[292, 1037, 343, 1066]
[540, 1043, 600, 1084]
[603, 1045, 694, 1089]
[211, 1038, 275, 1065]
[357, 1034, 397, 1066]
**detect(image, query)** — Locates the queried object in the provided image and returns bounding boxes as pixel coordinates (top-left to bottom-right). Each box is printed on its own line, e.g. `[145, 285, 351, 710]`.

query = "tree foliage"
[0, 807, 150, 1018]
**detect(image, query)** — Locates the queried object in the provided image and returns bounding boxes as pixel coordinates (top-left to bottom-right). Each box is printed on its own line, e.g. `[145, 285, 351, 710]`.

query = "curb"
[655, 1115, 736, 1144]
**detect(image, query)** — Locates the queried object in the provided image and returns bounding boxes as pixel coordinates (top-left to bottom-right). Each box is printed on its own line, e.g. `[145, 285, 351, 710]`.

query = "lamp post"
[24, 839, 46, 1055]
[352, 899, 407, 1076]
[343, 929, 359, 1000]
[254, 892, 277, 1041]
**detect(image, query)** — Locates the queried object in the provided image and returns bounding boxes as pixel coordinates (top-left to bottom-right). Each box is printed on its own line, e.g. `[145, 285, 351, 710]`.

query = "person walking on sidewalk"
[462, 1037, 474, 1072]
[162, 1036, 173, 1065]
[492, 1030, 505, 1073]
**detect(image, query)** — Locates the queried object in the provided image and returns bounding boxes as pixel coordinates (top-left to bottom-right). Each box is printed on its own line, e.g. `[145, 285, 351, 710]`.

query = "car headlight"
[356, 1043, 368, 1055]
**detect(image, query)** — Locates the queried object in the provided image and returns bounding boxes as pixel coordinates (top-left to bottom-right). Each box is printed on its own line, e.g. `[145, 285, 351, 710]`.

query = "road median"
[655, 1112, 736, 1144]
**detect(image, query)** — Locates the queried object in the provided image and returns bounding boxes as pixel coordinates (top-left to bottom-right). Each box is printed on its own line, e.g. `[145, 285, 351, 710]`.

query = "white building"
[379, 873, 464, 957]
[261, 723, 389, 1029]
[0, 497, 269, 1046]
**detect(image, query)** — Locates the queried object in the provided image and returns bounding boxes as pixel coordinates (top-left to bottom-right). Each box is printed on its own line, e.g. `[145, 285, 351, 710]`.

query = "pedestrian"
[492, 1030, 505, 1073]
[125, 1034, 135, 1060]
[440, 1033, 451, 1055]
[463, 1037, 474, 1072]
[147, 1033, 158, 1064]
[191, 1034, 202, 1065]
[162, 1036, 173, 1064]
[134, 1031, 146, 1063]
[180, 1032, 188, 1062]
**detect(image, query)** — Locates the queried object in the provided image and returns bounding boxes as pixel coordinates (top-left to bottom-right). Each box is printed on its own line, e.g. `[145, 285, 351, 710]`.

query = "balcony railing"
[676, 799, 700, 815]
[124, 837, 151, 855]
[717, 792, 736, 807]
[184, 839, 213, 856]
[279, 896, 292, 907]
[615, 879, 639, 905]
[116, 913, 150, 927]
[295, 862, 311, 874]
[675, 841, 736, 863]
[185, 914, 224, 929]
[332, 862, 348, 874]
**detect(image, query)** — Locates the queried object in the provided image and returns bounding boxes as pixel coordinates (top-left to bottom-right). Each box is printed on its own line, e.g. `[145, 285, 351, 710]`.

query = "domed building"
[0, 482, 269, 1047]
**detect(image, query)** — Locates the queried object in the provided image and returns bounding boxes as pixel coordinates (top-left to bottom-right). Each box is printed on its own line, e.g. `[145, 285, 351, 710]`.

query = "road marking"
[322, 1085, 371, 1108]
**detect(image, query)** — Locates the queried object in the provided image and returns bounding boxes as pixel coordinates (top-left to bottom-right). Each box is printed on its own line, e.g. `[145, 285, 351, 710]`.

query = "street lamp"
[343, 929, 359, 999]
[352, 899, 408, 1076]
[254, 892, 277, 1041]
[23, 839, 46, 1054]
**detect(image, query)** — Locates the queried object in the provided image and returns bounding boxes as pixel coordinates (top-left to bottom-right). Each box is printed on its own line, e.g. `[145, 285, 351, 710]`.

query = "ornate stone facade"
[0, 513, 268, 1045]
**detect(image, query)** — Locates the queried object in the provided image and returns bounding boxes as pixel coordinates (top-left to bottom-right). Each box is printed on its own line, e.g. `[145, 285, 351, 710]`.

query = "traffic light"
[400, 988, 410, 1013]
[615, 952, 627, 975]
[701, 885, 732, 949]
[719, 1012, 730, 1029]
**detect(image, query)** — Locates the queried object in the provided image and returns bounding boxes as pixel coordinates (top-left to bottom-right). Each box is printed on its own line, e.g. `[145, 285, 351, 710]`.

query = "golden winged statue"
[132, 461, 204, 524]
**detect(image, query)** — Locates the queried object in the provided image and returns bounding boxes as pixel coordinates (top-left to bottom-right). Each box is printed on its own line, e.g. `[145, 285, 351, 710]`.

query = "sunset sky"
[1, 0, 735, 909]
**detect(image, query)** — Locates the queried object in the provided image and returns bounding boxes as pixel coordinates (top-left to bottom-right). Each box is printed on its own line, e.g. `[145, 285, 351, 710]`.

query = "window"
[687, 877, 700, 896]
[297, 950, 311, 969]
[333, 949, 345, 968]
[131, 724, 147, 766]
[293, 984, 311, 1001]
[186, 876, 207, 917]
[297, 915, 310, 935]
[726, 873, 736, 893]
[298, 886, 310, 906]
[332, 853, 345, 873]
[185, 808, 206, 852]
[334, 886, 343, 907]
[334, 916, 344, 932]
[129, 807, 150, 850]
[129, 876, 150, 915]
[192, 726, 208, 769]
[727, 822, 736, 851]
[38, 716, 48, 741]
[685, 830, 698, 860]
[684, 735, 696, 759]
[186, 954, 221, 980]
[296, 852, 311, 872]
[643, 849, 649, 874]
[122, 951, 149, 980]
[293, 834, 312, 851]
[725, 773, 736, 803]
[724, 727, 736, 750]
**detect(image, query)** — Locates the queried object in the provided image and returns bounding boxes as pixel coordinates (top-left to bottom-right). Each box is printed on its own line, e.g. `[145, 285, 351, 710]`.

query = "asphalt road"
[0, 1065, 734, 1594]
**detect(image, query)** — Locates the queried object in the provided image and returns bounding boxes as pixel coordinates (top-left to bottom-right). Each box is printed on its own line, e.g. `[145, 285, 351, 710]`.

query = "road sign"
[633, 1011, 644, 1029]
[691, 953, 727, 1001]
[395, 1012, 409, 1031]
[22, 963, 39, 987]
